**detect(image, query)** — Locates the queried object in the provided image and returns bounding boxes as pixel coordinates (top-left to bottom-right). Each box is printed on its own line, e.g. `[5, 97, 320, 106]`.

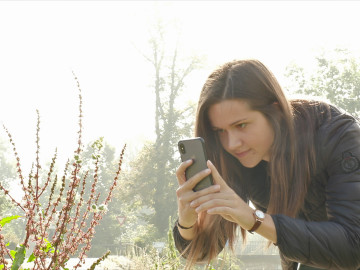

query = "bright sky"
[1, 1, 360, 171]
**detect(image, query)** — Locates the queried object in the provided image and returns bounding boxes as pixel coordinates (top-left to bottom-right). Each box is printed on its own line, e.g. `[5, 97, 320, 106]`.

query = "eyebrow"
[211, 118, 248, 130]
[230, 118, 248, 126]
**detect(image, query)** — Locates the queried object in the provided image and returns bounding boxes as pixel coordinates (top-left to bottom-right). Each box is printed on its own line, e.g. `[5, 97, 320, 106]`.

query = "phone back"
[178, 137, 213, 191]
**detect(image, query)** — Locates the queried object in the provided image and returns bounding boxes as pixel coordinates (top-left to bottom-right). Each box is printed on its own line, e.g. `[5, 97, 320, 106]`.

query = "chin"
[238, 159, 261, 168]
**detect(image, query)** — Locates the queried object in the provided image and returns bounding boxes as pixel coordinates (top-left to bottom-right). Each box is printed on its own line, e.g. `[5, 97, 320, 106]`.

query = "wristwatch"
[248, 209, 265, 234]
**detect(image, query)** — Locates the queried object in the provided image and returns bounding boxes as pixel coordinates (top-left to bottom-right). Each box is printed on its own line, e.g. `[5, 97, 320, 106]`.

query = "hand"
[175, 159, 221, 228]
[189, 160, 253, 229]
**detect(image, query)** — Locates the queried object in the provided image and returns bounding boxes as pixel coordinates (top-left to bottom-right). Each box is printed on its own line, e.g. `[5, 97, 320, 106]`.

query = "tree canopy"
[285, 48, 360, 116]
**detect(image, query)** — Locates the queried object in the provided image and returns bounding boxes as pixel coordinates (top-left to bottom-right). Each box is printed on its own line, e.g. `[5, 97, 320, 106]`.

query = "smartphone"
[178, 137, 213, 192]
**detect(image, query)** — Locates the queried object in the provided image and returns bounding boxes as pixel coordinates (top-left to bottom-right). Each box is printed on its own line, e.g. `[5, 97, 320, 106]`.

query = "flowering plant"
[0, 74, 126, 270]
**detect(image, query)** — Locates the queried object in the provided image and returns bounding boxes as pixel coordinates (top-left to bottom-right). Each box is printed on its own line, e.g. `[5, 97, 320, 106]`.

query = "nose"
[227, 130, 242, 151]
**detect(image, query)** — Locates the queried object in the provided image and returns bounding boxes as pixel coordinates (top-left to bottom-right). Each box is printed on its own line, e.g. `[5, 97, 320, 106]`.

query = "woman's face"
[208, 99, 274, 168]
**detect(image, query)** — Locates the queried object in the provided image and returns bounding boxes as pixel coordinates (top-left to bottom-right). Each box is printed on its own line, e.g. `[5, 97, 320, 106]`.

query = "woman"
[173, 59, 360, 269]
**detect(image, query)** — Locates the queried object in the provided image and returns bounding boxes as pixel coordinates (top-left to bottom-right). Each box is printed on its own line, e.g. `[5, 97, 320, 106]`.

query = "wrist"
[248, 209, 265, 233]
[177, 218, 196, 230]
[176, 219, 196, 241]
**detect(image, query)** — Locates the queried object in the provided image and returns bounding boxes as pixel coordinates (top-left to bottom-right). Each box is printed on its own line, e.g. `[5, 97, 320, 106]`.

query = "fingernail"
[190, 201, 195, 207]
[213, 185, 220, 190]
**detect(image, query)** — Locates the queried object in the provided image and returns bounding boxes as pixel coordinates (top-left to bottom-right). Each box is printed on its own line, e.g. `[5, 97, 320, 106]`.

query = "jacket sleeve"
[172, 221, 226, 262]
[272, 114, 360, 269]
[173, 224, 192, 257]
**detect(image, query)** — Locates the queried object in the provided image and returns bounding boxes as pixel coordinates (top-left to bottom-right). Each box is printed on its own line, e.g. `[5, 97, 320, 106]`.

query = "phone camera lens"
[179, 143, 186, 154]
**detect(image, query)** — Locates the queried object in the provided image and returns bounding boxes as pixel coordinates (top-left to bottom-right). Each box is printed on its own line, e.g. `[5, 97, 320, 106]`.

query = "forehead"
[208, 99, 253, 126]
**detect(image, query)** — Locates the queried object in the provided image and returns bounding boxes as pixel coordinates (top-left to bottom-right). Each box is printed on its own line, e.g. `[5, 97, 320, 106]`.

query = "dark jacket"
[173, 104, 360, 269]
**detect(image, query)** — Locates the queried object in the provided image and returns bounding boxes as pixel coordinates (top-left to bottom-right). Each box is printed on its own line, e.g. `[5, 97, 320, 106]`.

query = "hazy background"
[1, 1, 360, 168]
[1, 1, 360, 265]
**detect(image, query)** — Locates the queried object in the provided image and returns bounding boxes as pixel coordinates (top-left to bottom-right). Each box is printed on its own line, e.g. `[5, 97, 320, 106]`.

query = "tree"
[0, 137, 15, 183]
[78, 139, 121, 257]
[80, 139, 156, 255]
[285, 48, 360, 116]
[124, 19, 203, 239]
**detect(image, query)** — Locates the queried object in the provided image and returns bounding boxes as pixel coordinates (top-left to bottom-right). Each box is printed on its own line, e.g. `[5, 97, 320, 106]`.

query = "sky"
[1, 1, 360, 172]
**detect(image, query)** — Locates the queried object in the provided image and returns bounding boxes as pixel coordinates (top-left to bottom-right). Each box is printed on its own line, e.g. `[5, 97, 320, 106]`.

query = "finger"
[193, 188, 241, 210]
[194, 198, 224, 214]
[196, 200, 235, 216]
[207, 160, 228, 188]
[176, 170, 218, 203]
[187, 184, 220, 207]
[207, 206, 234, 216]
[189, 187, 223, 208]
[176, 168, 215, 201]
[176, 159, 193, 185]
[207, 209, 236, 223]
[186, 168, 212, 190]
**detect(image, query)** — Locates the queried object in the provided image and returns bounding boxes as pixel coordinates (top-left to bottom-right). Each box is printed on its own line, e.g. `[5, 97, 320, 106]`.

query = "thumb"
[207, 160, 228, 188]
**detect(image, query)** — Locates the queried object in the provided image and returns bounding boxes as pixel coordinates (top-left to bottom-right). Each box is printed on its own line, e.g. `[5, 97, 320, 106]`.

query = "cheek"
[249, 124, 274, 151]
[262, 136, 274, 151]
[260, 126, 275, 150]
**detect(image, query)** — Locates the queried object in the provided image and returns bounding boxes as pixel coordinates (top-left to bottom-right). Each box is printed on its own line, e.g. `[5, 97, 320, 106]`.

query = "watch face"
[255, 210, 265, 219]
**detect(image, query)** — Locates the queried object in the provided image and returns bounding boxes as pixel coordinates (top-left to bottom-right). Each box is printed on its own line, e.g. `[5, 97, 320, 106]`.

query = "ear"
[272, 101, 280, 108]
[271, 101, 283, 115]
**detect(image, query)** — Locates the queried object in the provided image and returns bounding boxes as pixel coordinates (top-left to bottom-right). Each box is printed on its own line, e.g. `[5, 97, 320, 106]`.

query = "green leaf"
[10, 250, 16, 258]
[40, 238, 55, 253]
[0, 215, 21, 227]
[45, 242, 52, 252]
[27, 253, 36, 262]
[0, 264, 4, 270]
[11, 245, 26, 270]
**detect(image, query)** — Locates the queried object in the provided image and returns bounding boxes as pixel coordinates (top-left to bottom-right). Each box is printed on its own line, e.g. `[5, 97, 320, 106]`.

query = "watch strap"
[248, 210, 264, 234]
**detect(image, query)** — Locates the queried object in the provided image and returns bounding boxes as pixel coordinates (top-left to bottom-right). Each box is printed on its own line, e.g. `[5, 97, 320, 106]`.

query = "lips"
[235, 149, 251, 159]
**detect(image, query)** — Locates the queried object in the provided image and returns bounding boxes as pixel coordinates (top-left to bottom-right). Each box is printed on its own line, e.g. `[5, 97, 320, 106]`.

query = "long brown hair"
[184, 59, 323, 268]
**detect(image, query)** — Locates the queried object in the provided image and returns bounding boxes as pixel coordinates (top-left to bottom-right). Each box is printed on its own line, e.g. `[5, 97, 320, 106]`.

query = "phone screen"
[178, 137, 213, 191]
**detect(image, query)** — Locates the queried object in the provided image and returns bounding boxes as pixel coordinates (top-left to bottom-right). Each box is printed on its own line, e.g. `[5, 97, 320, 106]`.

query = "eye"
[216, 129, 225, 133]
[212, 128, 225, 134]
[237, 123, 247, 129]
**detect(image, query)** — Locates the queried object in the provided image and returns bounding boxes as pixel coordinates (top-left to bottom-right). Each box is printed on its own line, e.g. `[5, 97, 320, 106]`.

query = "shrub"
[0, 74, 126, 270]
